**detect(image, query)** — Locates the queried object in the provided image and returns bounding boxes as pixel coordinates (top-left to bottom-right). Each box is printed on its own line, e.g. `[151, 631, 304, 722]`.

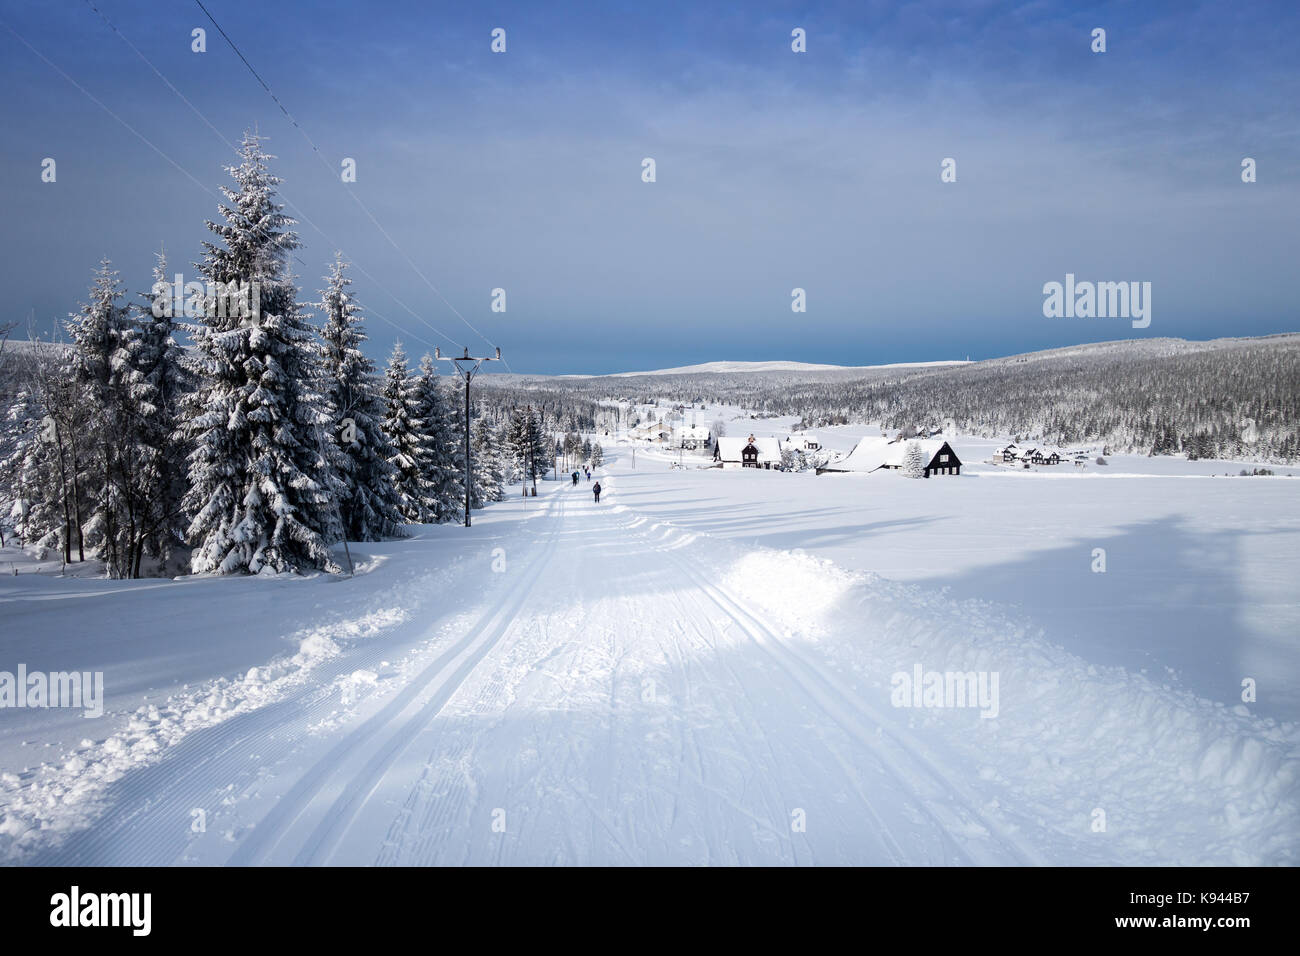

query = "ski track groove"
[637, 515, 1046, 866]
[230, 493, 568, 866]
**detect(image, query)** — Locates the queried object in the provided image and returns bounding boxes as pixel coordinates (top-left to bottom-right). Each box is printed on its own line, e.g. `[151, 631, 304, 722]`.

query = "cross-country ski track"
[7, 456, 1297, 866]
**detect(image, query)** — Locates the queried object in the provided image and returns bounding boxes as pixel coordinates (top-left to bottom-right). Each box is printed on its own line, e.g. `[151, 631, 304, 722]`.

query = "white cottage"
[678, 425, 711, 449]
[714, 434, 783, 469]
[817, 437, 962, 477]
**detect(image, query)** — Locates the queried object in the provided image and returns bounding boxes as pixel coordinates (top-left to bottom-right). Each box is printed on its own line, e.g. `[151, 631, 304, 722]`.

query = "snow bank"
[629, 512, 1299, 865]
[0, 607, 407, 861]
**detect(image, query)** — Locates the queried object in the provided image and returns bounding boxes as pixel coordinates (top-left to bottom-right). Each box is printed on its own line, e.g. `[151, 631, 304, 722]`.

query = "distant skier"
[572, 471, 579, 486]
[593, 481, 602, 503]
[585, 468, 591, 481]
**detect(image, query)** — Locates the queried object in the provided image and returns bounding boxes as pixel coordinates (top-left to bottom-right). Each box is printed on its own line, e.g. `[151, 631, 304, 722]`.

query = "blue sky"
[0, 0, 1296, 373]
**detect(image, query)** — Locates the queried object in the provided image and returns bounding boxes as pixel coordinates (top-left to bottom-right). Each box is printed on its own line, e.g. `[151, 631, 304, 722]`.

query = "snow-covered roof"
[1020, 446, 1065, 459]
[715, 435, 782, 462]
[679, 425, 710, 440]
[823, 437, 950, 472]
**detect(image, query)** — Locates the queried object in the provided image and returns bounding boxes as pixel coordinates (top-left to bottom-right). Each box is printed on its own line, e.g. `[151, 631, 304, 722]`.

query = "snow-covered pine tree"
[507, 408, 549, 487]
[590, 442, 603, 469]
[414, 354, 464, 524]
[503, 411, 528, 489]
[316, 256, 406, 541]
[381, 343, 434, 521]
[183, 132, 341, 575]
[902, 441, 927, 478]
[66, 260, 143, 577]
[1, 337, 94, 563]
[132, 247, 191, 574]
[495, 417, 522, 486]
[470, 416, 504, 504]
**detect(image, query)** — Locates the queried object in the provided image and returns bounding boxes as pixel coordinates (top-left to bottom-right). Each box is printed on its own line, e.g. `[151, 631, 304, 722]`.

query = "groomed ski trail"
[34, 478, 1048, 865]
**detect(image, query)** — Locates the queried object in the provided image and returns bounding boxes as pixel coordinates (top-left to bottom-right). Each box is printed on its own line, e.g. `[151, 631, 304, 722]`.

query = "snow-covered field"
[1, 429, 1297, 865]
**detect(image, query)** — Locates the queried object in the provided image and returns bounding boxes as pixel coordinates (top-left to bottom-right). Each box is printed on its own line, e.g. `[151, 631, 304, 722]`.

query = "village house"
[817, 437, 962, 477]
[714, 434, 783, 469]
[630, 422, 671, 443]
[1018, 447, 1064, 466]
[678, 425, 711, 450]
[785, 434, 821, 453]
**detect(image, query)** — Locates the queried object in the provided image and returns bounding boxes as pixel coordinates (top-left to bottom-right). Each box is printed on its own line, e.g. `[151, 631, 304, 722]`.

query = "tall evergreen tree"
[316, 257, 406, 541]
[2, 338, 93, 563]
[505, 407, 549, 489]
[66, 260, 141, 576]
[381, 343, 433, 521]
[415, 354, 465, 524]
[495, 418, 522, 485]
[132, 247, 191, 574]
[182, 132, 341, 575]
[470, 416, 504, 504]
[902, 441, 927, 478]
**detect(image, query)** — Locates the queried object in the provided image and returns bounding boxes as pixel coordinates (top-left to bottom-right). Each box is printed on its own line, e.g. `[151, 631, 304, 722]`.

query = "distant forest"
[494, 336, 1300, 462]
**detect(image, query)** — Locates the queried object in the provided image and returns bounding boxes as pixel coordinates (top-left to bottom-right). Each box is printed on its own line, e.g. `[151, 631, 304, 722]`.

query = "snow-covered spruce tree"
[1, 338, 95, 563]
[470, 416, 504, 504]
[414, 354, 464, 523]
[506, 407, 549, 486]
[66, 260, 147, 577]
[316, 257, 406, 541]
[381, 343, 434, 522]
[503, 411, 528, 487]
[182, 133, 341, 575]
[590, 442, 603, 469]
[902, 441, 927, 478]
[493, 418, 521, 485]
[131, 247, 192, 574]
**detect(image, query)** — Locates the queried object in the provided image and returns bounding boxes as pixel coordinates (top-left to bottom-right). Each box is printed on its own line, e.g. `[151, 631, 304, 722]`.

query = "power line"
[75, 0, 454, 352]
[7, 12, 440, 355]
[2, 16, 219, 203]
[5, 9, 334, 289]
[191, 0, 509, 369]
[9, 5, 504, 372]
[192, 0, 310, 145]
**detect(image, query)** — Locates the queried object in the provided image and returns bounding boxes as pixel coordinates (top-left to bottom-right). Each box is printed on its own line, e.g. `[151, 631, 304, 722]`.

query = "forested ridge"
[496, 336, 1300, 462]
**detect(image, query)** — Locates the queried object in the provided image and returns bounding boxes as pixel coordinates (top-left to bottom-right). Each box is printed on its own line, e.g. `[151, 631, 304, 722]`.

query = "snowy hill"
[601, 359, 969, 377]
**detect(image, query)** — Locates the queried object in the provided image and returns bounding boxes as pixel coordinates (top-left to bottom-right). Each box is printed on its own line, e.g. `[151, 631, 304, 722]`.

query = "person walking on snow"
[572, 471, 579, 486]
[593, 481, 602, 503]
